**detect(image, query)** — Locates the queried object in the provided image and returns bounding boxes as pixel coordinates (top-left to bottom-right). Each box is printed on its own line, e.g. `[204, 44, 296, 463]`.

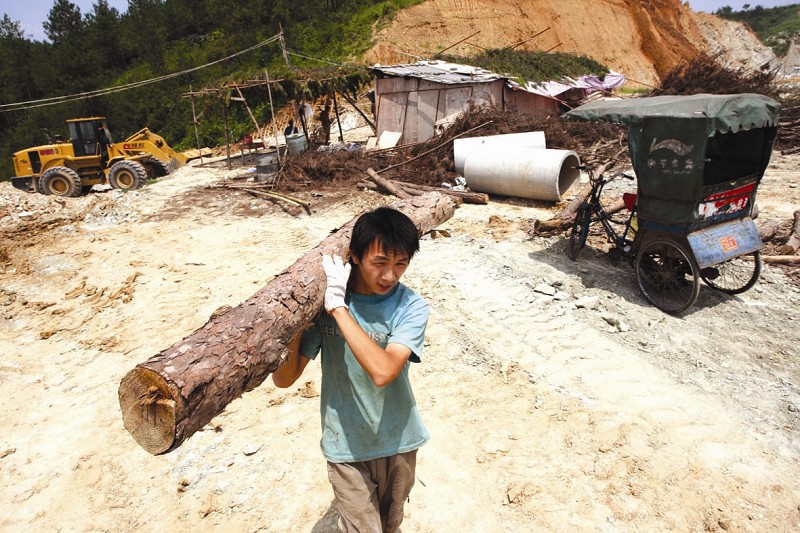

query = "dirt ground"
[1, 149, 799, 532]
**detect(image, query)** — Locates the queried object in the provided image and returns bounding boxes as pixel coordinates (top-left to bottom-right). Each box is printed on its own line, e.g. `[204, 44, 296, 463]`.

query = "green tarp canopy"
[563, 94, 780, 230]
[563, 93, 781, 135]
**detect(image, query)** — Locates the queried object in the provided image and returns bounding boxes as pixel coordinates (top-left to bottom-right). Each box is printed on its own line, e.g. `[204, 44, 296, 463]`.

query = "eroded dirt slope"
[365, 0, 775, 85]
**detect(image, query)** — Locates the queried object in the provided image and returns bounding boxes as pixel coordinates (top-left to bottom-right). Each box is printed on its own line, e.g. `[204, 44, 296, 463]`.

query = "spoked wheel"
[567, 204, 591, 261]
[635, 239, 700, 314]
[700, 251, 761, 295]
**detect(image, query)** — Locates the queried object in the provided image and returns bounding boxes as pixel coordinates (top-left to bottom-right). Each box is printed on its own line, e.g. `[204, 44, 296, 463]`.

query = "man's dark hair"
[350, 207, 419, 262]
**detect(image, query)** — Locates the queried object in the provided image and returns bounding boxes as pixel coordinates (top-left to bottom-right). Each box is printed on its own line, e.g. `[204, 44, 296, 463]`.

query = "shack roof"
[369, 60, 506, 85]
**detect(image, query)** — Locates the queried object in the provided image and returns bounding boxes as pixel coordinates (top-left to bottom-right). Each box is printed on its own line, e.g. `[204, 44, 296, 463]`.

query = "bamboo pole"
[265, 69, 281, 165]
[338, 91, 376, 132]
[236, 87, 266, 150]
[189, 84, 203, 165]
[332, 91, 345, 143]
[222, 101, 231, 171]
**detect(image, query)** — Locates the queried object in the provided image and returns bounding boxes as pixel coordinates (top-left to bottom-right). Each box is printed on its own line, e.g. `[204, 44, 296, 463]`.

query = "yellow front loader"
[11, 117, 189, 197]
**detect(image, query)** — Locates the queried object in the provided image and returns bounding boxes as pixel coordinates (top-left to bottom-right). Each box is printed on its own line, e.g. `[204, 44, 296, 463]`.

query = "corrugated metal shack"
[369, 60, 561, 144]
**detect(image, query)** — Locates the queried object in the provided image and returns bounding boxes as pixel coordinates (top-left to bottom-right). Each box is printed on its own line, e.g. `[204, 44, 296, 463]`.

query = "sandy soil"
[1, 151, 799, 532]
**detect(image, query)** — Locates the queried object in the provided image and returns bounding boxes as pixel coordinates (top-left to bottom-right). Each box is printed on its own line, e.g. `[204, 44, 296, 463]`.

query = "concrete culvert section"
[453, 131, 546, 174]
[463, 148, 581, 202]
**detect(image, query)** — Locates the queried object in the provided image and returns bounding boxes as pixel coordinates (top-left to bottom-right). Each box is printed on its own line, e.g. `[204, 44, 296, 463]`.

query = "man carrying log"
[272, 207, 430, 533]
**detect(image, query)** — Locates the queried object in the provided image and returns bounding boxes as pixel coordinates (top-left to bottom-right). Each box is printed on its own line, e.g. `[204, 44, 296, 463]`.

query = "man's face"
[351, 240, 409, 295]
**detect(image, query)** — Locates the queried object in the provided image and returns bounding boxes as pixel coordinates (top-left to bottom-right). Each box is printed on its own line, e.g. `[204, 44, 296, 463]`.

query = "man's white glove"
[322, 254, 351, 313]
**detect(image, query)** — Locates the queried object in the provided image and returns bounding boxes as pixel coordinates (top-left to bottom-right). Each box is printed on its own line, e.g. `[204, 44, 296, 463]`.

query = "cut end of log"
[119, 367, 178, 455]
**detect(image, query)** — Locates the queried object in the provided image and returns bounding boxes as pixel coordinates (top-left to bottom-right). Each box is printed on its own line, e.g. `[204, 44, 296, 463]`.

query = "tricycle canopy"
[564, 93, 781, 231]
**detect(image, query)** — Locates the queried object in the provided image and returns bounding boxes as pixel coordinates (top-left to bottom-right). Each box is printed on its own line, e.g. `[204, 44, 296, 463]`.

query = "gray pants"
[326, 450, 418, 533]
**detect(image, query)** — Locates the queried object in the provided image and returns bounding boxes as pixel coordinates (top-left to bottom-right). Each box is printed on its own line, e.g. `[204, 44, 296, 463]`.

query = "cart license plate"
[687, 218, 761, 269]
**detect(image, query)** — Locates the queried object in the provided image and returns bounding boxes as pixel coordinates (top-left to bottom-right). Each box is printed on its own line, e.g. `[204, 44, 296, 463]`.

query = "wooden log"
[764, 255, 800, 264]
[366, 168, 412, 199]
[531, 150, 625, 233]
[357, 180, 489, 205]
[778, 210, 800, 256]
[395, 181, 489, 205]
[756, 218, 782, 242]
[119, 193, 460, 455]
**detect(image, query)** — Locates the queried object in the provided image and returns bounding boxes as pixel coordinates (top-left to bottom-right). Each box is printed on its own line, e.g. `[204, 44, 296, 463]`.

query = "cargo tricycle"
[563, 93, 781, 314]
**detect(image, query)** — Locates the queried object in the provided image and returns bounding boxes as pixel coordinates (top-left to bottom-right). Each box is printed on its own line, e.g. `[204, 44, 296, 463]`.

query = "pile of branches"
[650, 52, 800, 152]
[650, 53, 779, 98]
[277, 106, 628, 190]
[776, 90, 800, 154]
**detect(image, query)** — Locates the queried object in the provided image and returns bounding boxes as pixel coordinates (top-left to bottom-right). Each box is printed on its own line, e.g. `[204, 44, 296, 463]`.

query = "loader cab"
[67, 118, 114, 161]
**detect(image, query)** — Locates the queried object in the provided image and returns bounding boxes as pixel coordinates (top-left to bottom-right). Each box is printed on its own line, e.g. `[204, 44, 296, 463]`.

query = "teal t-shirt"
[299, 282, 430, 463]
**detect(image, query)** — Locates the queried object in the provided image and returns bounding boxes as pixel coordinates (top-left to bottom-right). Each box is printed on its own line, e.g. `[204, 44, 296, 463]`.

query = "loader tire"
[142, 157, 169, 179]
[39, 166, 83, 197]
[108, 160, 148, 191]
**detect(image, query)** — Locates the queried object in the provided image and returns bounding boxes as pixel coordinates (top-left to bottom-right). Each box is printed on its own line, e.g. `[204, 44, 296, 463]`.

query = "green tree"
[84, 0, 126, 72]
[43, 0, 84, 44]
[0, 14, 24, 40]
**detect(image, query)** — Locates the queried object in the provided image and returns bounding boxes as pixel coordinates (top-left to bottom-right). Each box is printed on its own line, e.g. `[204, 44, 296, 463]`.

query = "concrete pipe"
[463, 148, 581, 202]
[453, 131, 546, 174]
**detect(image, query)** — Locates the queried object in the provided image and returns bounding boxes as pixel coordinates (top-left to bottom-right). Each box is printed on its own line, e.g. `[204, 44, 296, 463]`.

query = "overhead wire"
[286, 49, 365, 69]
[1, 34, 282, 113]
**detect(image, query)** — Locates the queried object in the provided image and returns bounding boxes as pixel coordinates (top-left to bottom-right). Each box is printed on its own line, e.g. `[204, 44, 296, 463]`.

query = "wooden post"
[189, 84, 203, 164]
[265, 69, 281, 165]
[222, 99, 231, 171]
[236, 86, 265, 150]
[279, 25, 290, 68]
[118, 193, 460, 455]
[332, 91, 345, 143]
[338, 91, 376, 132]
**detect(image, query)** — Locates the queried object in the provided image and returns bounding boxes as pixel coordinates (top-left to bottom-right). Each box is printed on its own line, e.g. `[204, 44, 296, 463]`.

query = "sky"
[1, 0, 129, 41]
[1, 0, 798, 41]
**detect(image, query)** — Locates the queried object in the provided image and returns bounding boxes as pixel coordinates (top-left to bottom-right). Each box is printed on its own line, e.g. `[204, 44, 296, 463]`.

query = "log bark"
[358, 179, 489, 205]
[119, 193, 460, 455]
[778, 210, 800, 256]
[366, 168, 412, 199]
[756, 218, 782, 242]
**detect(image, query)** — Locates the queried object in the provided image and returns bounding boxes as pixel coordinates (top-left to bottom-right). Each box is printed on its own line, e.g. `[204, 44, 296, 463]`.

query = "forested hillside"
[714, 3, 800, 56]
[0, 0, 423, 179]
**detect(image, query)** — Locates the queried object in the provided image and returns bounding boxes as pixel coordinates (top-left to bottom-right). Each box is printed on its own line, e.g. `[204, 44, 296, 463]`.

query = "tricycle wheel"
[567, 204, 591, 261]
[635, 239, 699, 314]
[700, 251, 761, 295]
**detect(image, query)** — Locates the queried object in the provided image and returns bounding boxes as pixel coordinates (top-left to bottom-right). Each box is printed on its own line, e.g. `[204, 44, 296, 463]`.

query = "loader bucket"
[11, 177, 33, 192]
[166, 157, 184, 173]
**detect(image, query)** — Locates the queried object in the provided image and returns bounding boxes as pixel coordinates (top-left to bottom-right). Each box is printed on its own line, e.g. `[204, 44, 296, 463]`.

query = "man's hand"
[322, 254, 351, 312]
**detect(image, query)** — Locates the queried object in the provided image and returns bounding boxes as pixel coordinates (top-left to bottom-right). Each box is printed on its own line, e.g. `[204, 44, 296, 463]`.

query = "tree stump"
[119, 193, 460, 455]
